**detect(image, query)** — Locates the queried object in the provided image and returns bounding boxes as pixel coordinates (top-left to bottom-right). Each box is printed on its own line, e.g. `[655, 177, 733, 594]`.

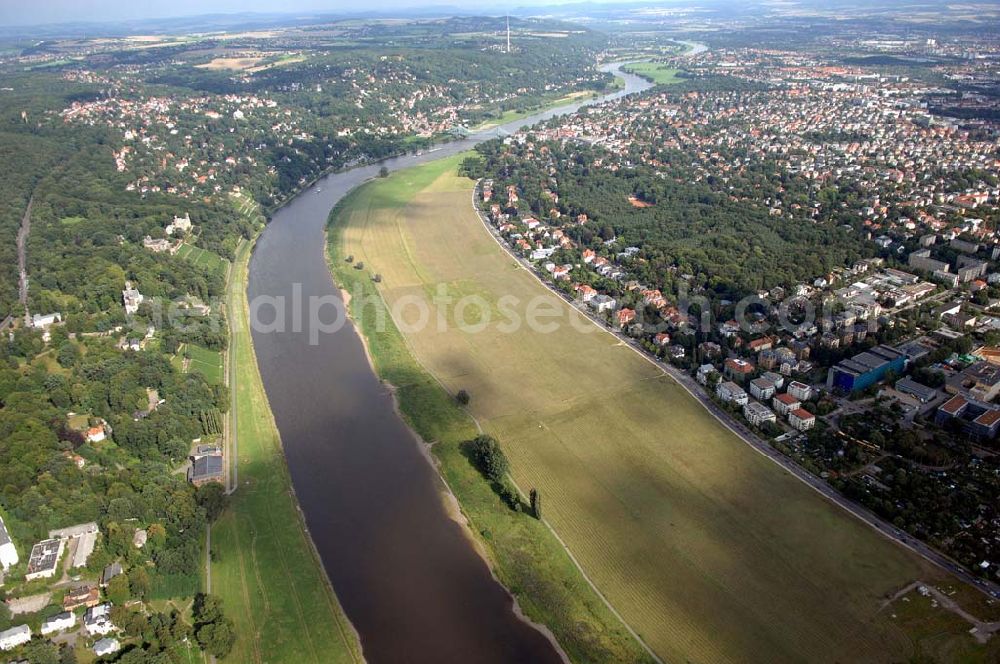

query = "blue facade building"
[827, 345, 906, 393]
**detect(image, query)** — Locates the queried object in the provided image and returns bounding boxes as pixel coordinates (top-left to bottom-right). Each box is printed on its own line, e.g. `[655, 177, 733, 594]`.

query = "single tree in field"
[379, 166, 390, 178]
[456, 389, 470, 405]
[530, 488, 541, 519]
[468, 434, 508, 484]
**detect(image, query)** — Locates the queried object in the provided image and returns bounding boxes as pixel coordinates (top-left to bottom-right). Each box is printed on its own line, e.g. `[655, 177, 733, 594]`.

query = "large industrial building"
[826, 345, 907, 393]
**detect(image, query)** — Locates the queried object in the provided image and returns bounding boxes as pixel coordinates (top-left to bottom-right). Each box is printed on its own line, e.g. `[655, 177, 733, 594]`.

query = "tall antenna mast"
[506, 15, 511, 54]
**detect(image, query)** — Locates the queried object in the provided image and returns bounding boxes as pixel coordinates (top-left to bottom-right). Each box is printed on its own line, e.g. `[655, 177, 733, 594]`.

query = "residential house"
[908, 249, 949, 274]
[165, 213, 192, 236]
[0, 625, 31, 651]
[590, 295, 617, 313]
[744, 401, 777, 427]
[101, 561, 123, 588]
[761, 371, 785, 390]
[94, 638, 121, 657]
[63, 585, 100, 611]
[0, 515, 17, 571]
[787, 381, 813, 401]
[749, 378, 775, 401]
[716, 381, 748, 406]
[724, 358, 755, 382]
[697, 364, 717, 385]
[575, 284, 597, 302]
[29, 312, 61, 329]
[789, 408, 816, 431]
[122, 282, 144, 315]
[41, 612, 76, 636]
[25, 538, 63, 581]
[773, 392, 801, 416]
[188, 455, 224, 487]
[616, 308, 636, 328]
[84, 604, 116, 636]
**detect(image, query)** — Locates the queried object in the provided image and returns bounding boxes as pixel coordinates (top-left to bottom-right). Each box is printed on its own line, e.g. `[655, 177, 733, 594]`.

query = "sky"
[0, 0, 574, 27]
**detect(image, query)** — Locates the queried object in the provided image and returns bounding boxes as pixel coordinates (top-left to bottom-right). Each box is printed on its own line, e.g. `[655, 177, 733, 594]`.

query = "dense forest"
[0, 116, 233, 596]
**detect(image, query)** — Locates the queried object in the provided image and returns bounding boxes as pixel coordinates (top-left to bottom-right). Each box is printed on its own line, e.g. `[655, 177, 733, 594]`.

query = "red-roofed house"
[772, 392, 801, 416]
[724, 358, 755, 382]
[616, 308, 636, 327]
[788, 408, 815, 431]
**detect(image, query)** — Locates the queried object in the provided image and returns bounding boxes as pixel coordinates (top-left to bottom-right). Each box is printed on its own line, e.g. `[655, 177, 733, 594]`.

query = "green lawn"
[328, 154, 998, 664]
[177, 243, 229, 275]
[209, 238, 362, 664]
[185, 343, 224, 385]
[621, 62, 684, 85]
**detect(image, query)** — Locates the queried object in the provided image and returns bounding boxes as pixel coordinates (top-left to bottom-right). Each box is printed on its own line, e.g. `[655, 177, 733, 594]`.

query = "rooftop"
[0, 515, 11, 548]
[27, 539, 62, 575]
[190, 454, 224, 480]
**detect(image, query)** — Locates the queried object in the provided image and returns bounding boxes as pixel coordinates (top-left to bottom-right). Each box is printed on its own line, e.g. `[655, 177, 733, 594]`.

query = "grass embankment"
[329, 155, 999, 664]
[621, 62, 684, 85]
[327, 159, 654, 664]
[209, 237, 362, 664]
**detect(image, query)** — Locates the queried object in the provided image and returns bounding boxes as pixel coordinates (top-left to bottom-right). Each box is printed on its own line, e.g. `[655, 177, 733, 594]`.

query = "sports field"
[331, 154, 995, 664]
[177, 242, 229, 275]
[621, 62, 684, 85]
[210, 239, 362, 664]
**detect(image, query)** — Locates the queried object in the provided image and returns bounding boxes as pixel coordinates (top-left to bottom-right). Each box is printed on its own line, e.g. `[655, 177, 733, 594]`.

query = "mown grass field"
[330, 154, 997, 664]
[209, 239, 362, 664]
[622, 62, 684, 85]
[177, 242, 229, 275]
[185, 343, 224, 385]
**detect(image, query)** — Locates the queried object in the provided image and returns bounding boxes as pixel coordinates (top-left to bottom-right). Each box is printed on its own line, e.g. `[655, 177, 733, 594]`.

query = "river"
[246, 62, 656, 663]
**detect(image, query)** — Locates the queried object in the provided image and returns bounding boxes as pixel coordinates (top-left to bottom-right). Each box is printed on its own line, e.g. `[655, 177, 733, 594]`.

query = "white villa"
[84, 603, 116, 636]
[94, 637, 121, 657]
[166, 213, 192, 236]
[41, 611, 76, 636]
[0, 625, 31, 651]
[0, 516, 18, 570]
